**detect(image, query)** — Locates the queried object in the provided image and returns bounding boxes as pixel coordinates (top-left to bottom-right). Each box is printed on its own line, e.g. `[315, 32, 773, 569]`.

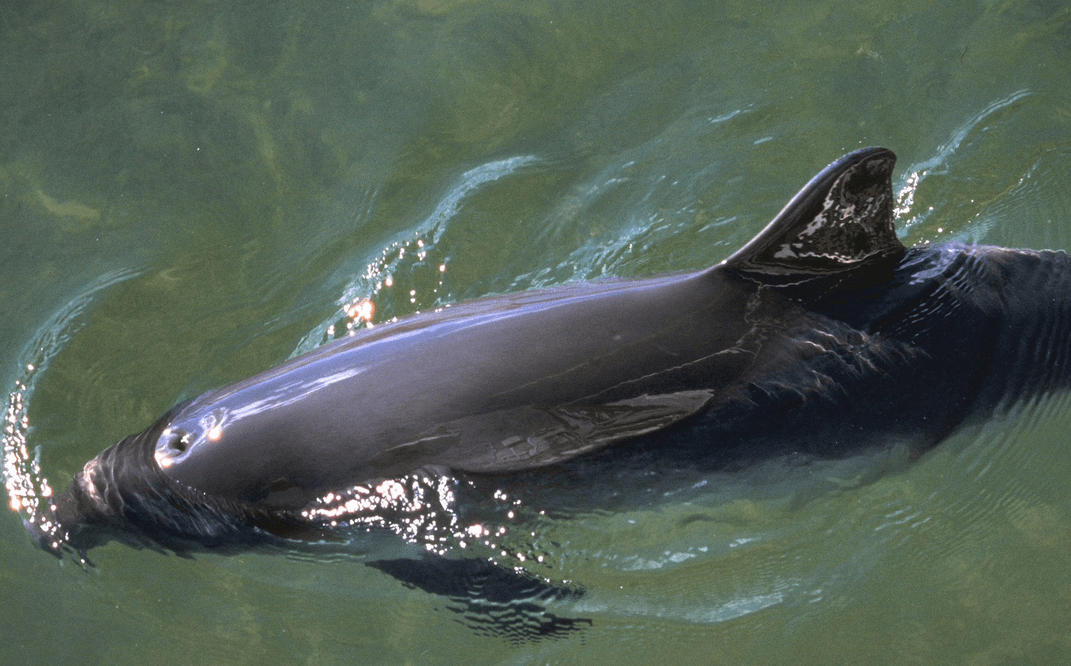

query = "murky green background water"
[3, 1, 1071, 664]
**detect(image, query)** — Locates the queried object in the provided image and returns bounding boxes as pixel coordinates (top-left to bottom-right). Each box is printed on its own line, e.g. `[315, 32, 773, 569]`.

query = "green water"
[3, 1, 1071, 664]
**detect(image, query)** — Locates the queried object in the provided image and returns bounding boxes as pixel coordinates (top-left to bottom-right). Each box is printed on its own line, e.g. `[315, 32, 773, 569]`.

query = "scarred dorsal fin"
[721, 147, 905, 280]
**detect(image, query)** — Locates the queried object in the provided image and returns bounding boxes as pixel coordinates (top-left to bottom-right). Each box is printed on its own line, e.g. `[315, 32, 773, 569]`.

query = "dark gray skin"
[43, 148, 1071, 609]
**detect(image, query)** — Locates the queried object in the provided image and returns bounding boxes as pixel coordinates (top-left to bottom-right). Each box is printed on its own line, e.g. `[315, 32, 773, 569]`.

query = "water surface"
[3, 1, 1071, 664]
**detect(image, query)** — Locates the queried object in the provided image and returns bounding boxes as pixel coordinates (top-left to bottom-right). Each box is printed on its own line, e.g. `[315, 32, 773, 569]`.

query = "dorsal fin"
[721, 147, 904, 280]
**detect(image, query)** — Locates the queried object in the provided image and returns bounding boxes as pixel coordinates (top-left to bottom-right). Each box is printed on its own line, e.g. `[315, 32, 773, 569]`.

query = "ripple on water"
[2, 268, 142, 558]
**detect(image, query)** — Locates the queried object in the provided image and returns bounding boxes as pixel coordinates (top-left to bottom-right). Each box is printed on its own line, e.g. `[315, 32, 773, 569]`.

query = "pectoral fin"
[369, 390, 714, 475]
[367, 556, 590, 642]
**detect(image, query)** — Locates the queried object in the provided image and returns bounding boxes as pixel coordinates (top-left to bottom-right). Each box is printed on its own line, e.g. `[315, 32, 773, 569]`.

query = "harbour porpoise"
[35, 147, 1071, 639]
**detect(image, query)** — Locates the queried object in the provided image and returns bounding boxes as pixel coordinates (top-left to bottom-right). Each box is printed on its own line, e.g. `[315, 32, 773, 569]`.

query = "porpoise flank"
[39, 147, 1071, 640]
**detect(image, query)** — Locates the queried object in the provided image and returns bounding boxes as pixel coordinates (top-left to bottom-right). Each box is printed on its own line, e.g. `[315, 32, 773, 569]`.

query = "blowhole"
[165, 431, 190, 454]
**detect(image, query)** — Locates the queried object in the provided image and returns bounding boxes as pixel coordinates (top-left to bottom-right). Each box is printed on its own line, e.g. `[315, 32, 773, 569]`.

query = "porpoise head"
[46, 402, 320, 558]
